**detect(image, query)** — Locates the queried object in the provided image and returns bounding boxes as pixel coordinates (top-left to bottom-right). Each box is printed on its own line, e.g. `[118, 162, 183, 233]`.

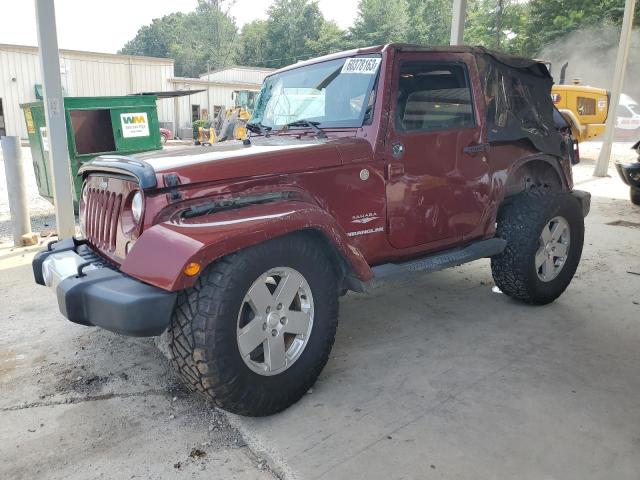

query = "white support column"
[1, 136, 37, 246]
[450, 0, 468, 46]
[594, 0, 637, 177]
[34, 0, 75, 238]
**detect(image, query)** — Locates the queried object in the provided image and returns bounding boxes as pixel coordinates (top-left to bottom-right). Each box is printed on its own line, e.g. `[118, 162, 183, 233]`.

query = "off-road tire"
[167, 232, 339, 416]
[491, 190, 584, 305]
[630, 186, 640, 206]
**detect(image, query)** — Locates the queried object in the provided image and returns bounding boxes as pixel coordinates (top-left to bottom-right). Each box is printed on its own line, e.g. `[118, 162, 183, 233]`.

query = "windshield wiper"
[283, 119, 327, 139]
[246, 122, 272, 137]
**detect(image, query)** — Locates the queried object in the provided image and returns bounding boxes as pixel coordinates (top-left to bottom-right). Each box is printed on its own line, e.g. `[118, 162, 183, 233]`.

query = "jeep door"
[384, 52, 491, 249]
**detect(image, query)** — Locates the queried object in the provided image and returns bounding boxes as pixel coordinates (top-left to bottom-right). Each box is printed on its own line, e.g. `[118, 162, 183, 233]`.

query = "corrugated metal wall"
[0, 44, 274, 139]
[200, 66, 273, 85]
[0, 44, 175, 138]
[171, 80, 262, 133]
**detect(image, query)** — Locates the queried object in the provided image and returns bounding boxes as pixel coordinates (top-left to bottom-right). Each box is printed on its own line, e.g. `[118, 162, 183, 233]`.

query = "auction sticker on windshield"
[341, 57, 381, 75]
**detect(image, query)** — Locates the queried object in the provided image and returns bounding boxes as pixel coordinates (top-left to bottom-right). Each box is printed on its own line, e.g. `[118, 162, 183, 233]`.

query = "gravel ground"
[0, 144, 58, 242]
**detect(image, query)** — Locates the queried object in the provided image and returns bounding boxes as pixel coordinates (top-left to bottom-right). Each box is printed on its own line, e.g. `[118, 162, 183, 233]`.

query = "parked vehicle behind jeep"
[33, 45, 590, 416]
[616, 140, 640, 205]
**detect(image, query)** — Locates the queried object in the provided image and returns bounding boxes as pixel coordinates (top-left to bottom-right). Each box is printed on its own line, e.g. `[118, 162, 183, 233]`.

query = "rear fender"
[120, 200, 373, 291]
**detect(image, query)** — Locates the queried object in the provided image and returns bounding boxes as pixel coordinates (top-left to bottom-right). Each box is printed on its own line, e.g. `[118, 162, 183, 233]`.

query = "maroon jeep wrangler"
[34, 44, 590, 416]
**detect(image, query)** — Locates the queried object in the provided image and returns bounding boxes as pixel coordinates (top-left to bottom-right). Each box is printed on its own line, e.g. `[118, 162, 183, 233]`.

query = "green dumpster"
[21, 95, 162, 206]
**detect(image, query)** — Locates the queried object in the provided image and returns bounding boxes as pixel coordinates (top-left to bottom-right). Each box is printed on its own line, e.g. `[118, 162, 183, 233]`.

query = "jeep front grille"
[84, 188, 123, 252]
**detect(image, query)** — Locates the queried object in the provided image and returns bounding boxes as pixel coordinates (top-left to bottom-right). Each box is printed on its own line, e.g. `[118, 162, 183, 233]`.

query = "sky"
[0, 0, 360, 54]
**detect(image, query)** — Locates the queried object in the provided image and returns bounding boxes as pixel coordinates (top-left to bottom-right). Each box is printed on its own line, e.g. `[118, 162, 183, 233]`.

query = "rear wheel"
[167, 232, 339, 416]
[631, 186, 640, 205]
[491, 190, 584, 305]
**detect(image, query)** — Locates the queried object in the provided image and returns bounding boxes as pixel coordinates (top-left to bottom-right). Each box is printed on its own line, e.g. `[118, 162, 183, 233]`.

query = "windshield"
[629, 104, 640, 116]
[251, 55, 381, 129]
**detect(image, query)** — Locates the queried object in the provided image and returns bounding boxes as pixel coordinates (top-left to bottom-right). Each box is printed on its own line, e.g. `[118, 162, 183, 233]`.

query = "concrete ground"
[1, 142, 639, 479]
[0, 246, 278, 479]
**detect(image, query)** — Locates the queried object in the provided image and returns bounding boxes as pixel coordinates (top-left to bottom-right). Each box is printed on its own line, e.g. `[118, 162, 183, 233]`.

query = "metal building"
[170, 66, 274, 139]
[0, 43, 273, 139]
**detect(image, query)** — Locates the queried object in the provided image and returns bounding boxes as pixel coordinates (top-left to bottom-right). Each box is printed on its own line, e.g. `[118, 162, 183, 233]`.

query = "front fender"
[120, 200, 373, 291]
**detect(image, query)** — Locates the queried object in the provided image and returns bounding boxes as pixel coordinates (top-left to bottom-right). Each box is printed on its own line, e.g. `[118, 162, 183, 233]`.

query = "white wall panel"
[0, 44, 174, 138]
[0, 45, 276, 139]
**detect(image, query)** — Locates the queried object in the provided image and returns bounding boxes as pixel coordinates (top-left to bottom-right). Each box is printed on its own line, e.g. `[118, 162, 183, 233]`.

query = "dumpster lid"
[130, 89, 206, 98]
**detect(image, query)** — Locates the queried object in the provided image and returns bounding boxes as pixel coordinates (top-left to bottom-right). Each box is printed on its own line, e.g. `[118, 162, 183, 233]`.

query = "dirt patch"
[56, 372, 112, 395]
[606, 220, 640, 228]
[189, 448, 207, 459]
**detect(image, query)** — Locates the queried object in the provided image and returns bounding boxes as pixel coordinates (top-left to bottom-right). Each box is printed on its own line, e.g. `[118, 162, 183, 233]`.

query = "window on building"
[577, 97, 596, 116]
[191, 105, 200, 123]
[396, 62, 474, 132]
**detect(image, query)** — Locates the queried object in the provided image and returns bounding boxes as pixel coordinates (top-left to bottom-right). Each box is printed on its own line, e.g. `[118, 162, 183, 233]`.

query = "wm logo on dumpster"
[122, 115, 147, 124]
[120, 112, 150, 138]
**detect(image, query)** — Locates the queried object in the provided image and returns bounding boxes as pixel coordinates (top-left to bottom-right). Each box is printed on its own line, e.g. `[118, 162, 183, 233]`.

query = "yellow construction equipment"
[197, 90, 256, 144]
[552, 84, 609, 141]
[546, 62, 609, 142]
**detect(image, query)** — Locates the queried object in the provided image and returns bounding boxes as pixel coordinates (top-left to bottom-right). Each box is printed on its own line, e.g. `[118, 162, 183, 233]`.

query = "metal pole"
[496, 0, 504, 50]
[450, 0, 468, 45]
[594, 0, 636, 177]
[1, 136, 37, 246]
[34, 0, 75, 238]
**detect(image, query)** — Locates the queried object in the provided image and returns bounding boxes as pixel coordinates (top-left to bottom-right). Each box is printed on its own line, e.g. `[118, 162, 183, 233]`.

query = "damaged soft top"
[476, 49, 562, 157]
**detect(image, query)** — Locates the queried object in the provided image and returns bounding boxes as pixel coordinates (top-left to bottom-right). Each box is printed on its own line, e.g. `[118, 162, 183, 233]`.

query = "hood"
[83, 136, 373, 189]
[132, 136, 372, 187]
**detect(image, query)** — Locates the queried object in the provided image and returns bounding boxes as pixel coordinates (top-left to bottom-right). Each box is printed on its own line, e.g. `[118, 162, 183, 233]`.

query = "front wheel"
[491, 190, 584, 305]
[167, 232, 339, 416]
[631, 186, 640, 205]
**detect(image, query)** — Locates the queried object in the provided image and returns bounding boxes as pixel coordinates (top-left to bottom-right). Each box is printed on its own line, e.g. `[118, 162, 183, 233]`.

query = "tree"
[119, 0, 237, 77]
[465, 0, 530, 54]
[525, 0, 640, 54]
[262, 0, 326, 67]
[350, 0, 410, 46]
[406, 0, 452, 45]
[237, 20, 270, 67]
[306, 21, 349, 58]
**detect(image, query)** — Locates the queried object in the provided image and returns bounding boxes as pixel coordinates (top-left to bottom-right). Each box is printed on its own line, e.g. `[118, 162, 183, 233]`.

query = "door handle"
[386, 163, 405, 179]
[463, 143, 490, 155]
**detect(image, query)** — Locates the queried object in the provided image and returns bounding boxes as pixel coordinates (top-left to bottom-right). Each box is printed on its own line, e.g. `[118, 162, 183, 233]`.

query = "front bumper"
[33, 238, 177, 337]
[572, 189, 591, 217]
[615, 161, 640, 188]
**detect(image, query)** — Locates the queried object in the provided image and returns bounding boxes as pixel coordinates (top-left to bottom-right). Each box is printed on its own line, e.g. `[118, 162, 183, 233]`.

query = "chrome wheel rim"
[236, 267, 314, 376]
[535, 216, 570, 282]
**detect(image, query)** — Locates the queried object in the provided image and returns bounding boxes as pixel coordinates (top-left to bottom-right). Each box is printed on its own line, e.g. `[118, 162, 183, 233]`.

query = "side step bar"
[371, 237, 507, 280]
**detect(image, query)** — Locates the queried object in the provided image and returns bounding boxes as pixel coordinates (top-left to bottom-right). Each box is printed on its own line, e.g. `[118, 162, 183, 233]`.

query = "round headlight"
[131, 191, 143, 223]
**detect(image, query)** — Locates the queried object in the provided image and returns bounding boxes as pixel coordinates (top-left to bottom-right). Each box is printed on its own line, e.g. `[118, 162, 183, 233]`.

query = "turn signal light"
[183, 262, 201, 277]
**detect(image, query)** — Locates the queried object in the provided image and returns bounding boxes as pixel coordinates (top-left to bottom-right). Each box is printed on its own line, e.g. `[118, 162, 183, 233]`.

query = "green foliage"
[350, 0, 409, 45]
[465, 0, 530, 54]
[526, 0, 640, 54]
[119, 0, 237, 77]
[236, 20, 270, 67]
[262, 0, 325, 66]
[406, 0, 452, 45]
[121, 0, 639, 73]
[306, 21, 349, 58]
